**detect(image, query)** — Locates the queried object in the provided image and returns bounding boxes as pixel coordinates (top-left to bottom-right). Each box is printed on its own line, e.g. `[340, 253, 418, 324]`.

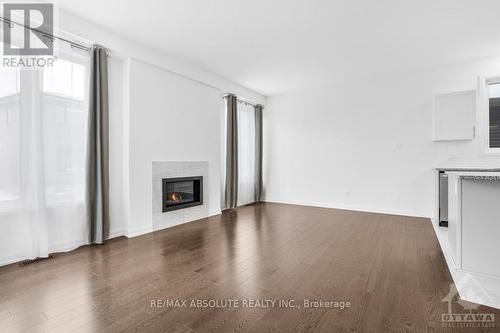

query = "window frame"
[485, 77, 500, 154]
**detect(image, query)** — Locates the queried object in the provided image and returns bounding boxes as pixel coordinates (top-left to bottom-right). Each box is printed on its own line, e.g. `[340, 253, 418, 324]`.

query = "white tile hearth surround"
[153, 161, 209, 231]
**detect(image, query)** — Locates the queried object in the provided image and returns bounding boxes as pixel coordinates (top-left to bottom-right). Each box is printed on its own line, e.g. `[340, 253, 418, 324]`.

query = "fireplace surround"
[162, 176, 203, 212]
[153, 161, 210, 231]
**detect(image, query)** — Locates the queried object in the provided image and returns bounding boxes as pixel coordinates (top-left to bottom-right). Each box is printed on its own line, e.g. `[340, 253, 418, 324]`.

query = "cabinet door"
[433, 90, 476, 141]
[461, 179, 500, 277]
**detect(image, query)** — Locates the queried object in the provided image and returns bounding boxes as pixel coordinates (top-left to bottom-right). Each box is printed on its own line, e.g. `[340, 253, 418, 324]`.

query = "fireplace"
[162, 176, 203, 212]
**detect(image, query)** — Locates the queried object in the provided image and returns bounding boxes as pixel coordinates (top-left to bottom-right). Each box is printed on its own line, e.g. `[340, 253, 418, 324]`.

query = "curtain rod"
[223, 93, 264, 108]
[0, 16, 91, 52]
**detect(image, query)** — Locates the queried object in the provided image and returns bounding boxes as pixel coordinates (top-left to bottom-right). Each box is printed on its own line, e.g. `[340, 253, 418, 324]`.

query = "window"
[0, 53, 88, 205]
[221, 97, 261, 208]
[488, 82, 500, 149]
[0, 68, 21, 202]
[1, 28, 91, 260]
[236, 101, 256, 206]
[42, 58, 88, 203]
[43, 58, 85, 100]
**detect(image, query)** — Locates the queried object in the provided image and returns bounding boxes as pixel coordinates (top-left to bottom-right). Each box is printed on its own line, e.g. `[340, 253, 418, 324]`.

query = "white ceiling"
[59, 0, 500, 96]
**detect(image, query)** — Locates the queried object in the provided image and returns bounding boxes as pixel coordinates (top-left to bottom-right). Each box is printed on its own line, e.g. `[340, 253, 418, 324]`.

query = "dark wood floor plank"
[1, 202, 499, 332]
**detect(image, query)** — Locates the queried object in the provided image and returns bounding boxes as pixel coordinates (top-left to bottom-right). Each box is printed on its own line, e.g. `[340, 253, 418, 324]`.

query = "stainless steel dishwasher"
[439, 172, 448, 227]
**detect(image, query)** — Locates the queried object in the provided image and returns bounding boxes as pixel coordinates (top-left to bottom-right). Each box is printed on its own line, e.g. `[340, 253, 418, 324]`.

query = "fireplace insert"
[162, 176, 203, 212]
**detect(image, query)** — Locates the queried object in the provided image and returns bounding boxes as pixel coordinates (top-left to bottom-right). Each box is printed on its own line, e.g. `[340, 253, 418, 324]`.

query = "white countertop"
[444, 171, 500, 176]
[436, 167, 500, 172]
[444, 171, 500, 180]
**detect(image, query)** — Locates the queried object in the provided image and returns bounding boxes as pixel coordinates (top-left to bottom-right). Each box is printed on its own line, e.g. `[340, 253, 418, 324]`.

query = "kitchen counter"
[439, 171, 500, 309]
[445, 170, 500, 179]
[461, 175, 500, 180]
[436, 167, 500, 172]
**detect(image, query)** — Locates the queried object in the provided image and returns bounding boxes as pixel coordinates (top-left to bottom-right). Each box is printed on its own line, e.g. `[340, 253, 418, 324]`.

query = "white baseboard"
[153, 210, 223, 233]
[209, 210, 222, 217]
[263, 197, 432, 219]
[128, 211, 221, 238]
[126, 225, 154, 238]
[108, 228, 127, 240]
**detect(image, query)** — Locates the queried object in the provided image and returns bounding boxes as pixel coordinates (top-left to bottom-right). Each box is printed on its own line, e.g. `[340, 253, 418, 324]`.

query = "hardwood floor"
[0, 202, 499, 332]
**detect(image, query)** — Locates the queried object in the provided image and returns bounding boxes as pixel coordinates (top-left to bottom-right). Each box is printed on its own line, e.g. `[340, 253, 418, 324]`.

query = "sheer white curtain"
[236, 101, 256, 206]
[0, 42, 90, 263]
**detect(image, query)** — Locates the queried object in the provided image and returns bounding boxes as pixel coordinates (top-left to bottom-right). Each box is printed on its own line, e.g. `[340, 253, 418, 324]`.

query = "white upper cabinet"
[433, 90, 476, 141]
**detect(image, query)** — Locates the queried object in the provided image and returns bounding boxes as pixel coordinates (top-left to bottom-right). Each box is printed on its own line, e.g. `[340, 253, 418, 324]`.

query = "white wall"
[55, 10, 265, 238]
[263, 56, 500, 218]
[0, 8, 266, 266]
[107, 57, 127, 237]
[57, 10, 264, 104]
[127, 59, 222, 236]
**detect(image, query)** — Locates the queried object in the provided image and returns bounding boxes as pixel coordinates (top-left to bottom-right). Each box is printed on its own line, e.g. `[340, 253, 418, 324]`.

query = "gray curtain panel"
[224, 95, 238, 209]
[86, 45, 110, 244]
[254, 104, 263, 202]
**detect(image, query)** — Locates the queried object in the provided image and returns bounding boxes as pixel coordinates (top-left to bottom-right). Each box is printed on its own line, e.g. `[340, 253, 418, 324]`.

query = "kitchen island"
[434, 169, 500, 309]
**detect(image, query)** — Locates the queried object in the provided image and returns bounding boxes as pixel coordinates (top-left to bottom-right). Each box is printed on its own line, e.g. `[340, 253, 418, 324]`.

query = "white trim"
[483, 77, 500, 154]
[209, 210, 222, 217]
[483, 148, 500, 155]
[131, 57, 219, 91]
[153, 219, 191, 232]
[126, 225, 154, 238]
[263, 197, 432, 219]
[108, 228, 126, 239]
[152, 210, 222, 233]
[222, 93, 264, 108]
[125, 210, 221, 239]
[485, 76, 500, 85]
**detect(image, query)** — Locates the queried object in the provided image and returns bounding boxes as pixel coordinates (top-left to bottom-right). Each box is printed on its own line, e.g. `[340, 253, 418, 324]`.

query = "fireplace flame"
[169, 192, 183, 202]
